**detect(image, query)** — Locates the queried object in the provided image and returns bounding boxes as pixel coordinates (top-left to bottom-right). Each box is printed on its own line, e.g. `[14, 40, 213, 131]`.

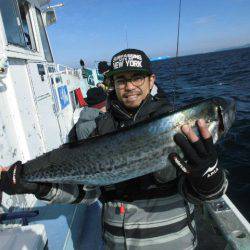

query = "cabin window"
[0, 0, 36, 50]
[17, 0, 37, 50]
[0, 0, 25, 47]
[36, 8, 53, 63]
[70, 91, 78, 111]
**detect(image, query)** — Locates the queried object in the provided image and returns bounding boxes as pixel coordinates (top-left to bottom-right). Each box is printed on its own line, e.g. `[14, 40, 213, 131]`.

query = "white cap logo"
[113, 54, 142, 69]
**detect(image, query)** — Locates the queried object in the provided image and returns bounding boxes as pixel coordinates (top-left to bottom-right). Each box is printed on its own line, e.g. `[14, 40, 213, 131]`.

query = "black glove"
[169, 133, 224, 196]
[0, 161, 51, 196]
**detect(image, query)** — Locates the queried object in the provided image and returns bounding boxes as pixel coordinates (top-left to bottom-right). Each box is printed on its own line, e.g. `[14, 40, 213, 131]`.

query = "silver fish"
[22, 97, 236, 186]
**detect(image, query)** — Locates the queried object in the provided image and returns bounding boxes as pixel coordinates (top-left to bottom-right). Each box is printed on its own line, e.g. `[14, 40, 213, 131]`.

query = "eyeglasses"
[113, 75, 149, 89]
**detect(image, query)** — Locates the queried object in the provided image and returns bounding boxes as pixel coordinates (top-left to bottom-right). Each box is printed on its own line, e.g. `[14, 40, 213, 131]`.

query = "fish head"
[212, 97, 236, 136]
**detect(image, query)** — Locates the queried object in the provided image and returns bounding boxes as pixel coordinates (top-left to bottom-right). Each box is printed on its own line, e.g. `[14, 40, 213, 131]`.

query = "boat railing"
[56, 64, 81, 79]
[204, 194, 250, 249]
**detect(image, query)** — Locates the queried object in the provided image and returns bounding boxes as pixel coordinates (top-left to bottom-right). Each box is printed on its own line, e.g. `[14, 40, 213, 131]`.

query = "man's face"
[113, 71, 155, 109]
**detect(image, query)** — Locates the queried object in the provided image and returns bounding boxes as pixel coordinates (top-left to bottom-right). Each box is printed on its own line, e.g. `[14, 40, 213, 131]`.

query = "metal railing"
[205, 194, 250, 249]
[56, 64, 81, 79]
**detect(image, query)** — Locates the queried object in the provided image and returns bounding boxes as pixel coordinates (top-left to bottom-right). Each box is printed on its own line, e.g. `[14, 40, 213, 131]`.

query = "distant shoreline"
[213, 44, 250, 53]
[155, 46, 250, 61]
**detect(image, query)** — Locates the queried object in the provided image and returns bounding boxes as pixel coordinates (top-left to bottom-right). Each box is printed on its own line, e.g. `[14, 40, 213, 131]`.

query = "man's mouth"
[123, 92, 141, 102]
[126, 94, 139, 102]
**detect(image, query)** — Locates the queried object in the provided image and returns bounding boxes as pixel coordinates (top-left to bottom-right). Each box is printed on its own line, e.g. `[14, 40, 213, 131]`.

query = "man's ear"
[149, 74, 156, 89]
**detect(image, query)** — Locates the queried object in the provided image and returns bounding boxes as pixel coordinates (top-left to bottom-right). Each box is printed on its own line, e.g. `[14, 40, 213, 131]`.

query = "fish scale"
[21, 97, 236, 186]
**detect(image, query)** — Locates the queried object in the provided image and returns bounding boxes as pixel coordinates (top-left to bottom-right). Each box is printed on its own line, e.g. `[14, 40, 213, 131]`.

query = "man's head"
[98, 61, 110, 75]
[107, 49, 156, 109]
[85, 87, 107, 112]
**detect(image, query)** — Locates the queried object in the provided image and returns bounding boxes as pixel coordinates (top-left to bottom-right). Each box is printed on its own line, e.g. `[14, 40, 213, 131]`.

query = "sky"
[47, 0, 250, 68]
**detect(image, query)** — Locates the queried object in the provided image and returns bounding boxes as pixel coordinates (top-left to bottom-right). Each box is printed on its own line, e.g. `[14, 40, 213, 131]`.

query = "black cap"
[98, 61, 110, 74]
[85, 87, 107, 108]
[106, 49, 152, 77]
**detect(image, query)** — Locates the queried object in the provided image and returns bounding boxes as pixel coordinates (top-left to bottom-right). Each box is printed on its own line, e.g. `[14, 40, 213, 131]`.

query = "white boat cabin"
[0, 0, 100, 168]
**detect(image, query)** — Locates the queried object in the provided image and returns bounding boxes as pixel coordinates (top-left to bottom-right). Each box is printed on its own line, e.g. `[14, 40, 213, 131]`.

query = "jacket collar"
[107, 85, 170, 123]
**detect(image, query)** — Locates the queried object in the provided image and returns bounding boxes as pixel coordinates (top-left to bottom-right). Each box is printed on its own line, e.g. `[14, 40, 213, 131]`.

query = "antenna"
[175, 0, 182, 59]
[47, 3, 64, 10]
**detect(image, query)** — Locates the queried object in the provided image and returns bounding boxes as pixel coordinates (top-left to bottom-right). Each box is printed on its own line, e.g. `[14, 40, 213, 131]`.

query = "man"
[0, 49, 227, 249]
[97, 61, 111, 91]
[71, 87, 107, 140]
[80, 59, 87, 78]
[85, 86, 107, 113]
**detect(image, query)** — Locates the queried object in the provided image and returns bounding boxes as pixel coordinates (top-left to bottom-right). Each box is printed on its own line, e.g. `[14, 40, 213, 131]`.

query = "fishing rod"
[172, 0, 182, 110]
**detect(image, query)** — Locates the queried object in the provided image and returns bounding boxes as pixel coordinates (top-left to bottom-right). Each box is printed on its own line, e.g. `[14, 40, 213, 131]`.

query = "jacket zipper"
[113, 104, 131, 119]
[133, 95, 151, 122]
[112, 94, 152, 123]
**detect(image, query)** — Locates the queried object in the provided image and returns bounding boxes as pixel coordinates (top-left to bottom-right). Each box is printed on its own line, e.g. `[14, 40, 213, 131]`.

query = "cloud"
[194, 15, 216, 25]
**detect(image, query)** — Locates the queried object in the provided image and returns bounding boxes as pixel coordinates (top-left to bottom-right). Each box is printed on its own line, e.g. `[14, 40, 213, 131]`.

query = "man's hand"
[169, 119, 224, 195]
[0, 161, 51, 196]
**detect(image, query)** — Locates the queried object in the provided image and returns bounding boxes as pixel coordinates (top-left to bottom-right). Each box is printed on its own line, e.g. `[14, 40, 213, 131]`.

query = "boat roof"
[38, 0, 51, 7]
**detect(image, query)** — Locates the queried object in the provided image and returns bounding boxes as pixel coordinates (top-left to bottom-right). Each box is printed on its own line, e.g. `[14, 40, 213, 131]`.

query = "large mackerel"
[22, 97, 236, 186]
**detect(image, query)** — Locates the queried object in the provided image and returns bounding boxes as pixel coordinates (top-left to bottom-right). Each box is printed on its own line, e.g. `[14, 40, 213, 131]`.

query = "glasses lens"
[131, 75, 145, 86]
[114, 79, 126, 87]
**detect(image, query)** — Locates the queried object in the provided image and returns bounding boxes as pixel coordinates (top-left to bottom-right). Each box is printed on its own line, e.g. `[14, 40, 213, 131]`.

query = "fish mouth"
[213, 97, 236, 135]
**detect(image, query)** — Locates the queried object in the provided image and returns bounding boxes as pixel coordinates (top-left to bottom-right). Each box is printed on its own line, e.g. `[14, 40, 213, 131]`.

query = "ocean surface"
[152, 47, 250, 220]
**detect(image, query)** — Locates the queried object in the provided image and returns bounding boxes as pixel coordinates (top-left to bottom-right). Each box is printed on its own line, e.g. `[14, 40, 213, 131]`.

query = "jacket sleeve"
[72, 107, 101, 140]
[153, 165, 228, 204]
[36, 184, 101, 205]
[178, 170, 228, 204]
[153, 165, 177, 184]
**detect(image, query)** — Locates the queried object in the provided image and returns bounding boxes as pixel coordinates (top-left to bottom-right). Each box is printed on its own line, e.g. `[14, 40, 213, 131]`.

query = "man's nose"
[125, 80, 136, 90]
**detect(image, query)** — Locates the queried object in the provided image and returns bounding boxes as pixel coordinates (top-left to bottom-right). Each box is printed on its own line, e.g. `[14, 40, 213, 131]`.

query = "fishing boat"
[0, 1, 249, 249]
[150, 56, 170, 62]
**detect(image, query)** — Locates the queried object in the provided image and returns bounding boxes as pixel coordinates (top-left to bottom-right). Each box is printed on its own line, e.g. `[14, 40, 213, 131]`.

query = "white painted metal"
[0, 224, 47, 249]
[205, 195, 250, 249]
[7, 59, 45, 160]
[222, 195, 250, 233]
[26, 61, 62, 150]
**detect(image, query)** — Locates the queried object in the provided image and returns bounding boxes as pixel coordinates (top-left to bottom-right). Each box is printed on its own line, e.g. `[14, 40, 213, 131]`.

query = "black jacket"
[95, 88, 172, 136]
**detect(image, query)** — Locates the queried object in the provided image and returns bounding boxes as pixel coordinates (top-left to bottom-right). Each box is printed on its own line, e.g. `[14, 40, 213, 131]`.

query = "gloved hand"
[169, 119, 224, 196]
[0, 161, 51, 196]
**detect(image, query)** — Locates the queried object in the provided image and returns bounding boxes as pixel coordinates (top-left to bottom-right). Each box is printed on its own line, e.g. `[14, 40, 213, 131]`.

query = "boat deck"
[1, 197, 249, 249]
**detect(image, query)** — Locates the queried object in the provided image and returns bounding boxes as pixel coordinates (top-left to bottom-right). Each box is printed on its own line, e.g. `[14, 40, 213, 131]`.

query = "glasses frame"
[113, 74, 150, 89]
